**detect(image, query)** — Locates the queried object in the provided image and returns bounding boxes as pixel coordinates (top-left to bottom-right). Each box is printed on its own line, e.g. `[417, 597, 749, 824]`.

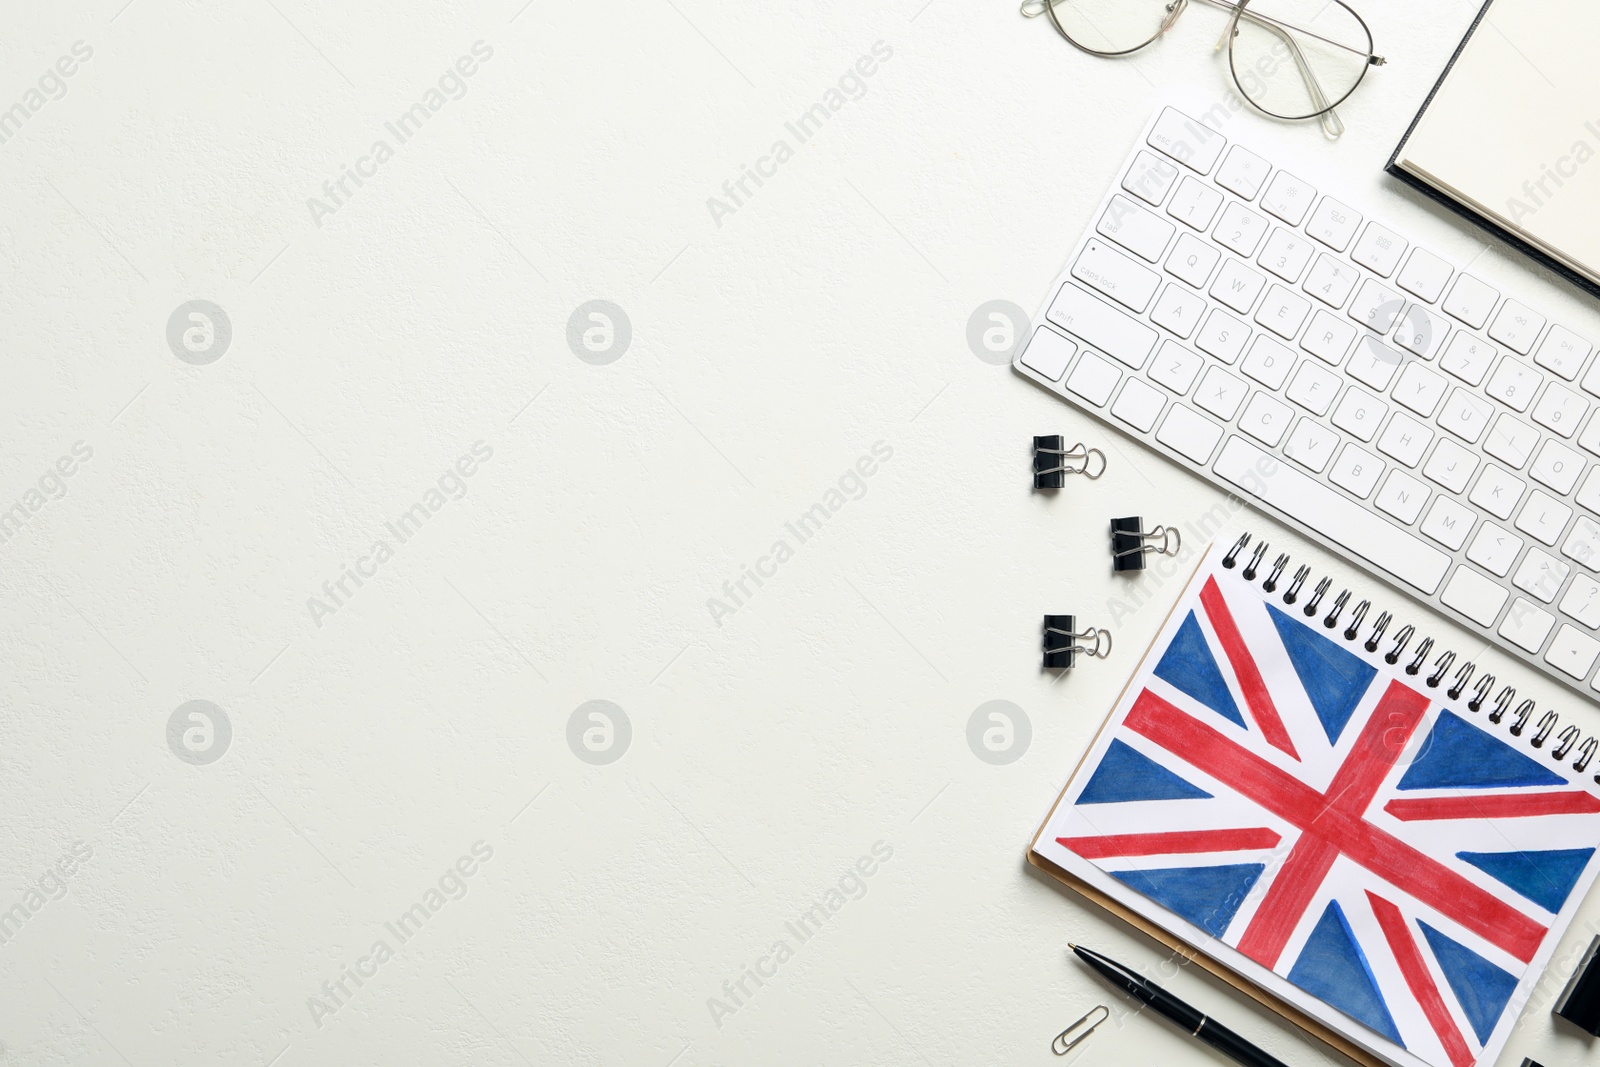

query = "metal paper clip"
[1052, 1004, 1109, 1056]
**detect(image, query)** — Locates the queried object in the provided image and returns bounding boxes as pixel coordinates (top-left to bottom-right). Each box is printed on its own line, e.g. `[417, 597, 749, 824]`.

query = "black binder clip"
[1033, 437, 1106, 489]
[1555, 936, 1600, 1035]
[1043, 615, 1112, 669]
[1110, 517, 1181, 572]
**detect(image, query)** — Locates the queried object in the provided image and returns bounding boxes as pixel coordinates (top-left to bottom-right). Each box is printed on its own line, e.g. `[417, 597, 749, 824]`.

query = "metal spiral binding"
[1323, 589, 1350, 629]
[1405, 637, 1434, 676]
[1531, 713, 1559, 749]
[1386, 624, 1415, 665]
[1304, 576, 1332, 616]
[1555, 725, 1581, 760]
[1576, 737, 1598, 772]
[1446, 661, 1473, 700]
[1243, 542, 1268, 580]
[1262, 554, 1288, 593]
[1222, 533, 1250, 568]
[1343, 599, 1369, 641]
[1364, 611, 1391, 652]
[1284, 565, 1310, 604]
[1426, 650, 1455, 688]
[1489, 686, 1515, 723]
[1468, 673, 1495, 712]
[1509, 699, 1536, 736]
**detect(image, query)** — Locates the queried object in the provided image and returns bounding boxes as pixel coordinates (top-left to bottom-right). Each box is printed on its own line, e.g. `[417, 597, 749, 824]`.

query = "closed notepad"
[1032, 539, 1600, 1067]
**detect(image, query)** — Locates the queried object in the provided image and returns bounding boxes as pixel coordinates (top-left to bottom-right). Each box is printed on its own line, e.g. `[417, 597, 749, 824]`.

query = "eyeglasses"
[1020, 0, 1384, 139]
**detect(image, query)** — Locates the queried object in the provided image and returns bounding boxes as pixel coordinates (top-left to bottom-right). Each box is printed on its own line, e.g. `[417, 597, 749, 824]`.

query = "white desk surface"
[6, 0, 1600, 1063]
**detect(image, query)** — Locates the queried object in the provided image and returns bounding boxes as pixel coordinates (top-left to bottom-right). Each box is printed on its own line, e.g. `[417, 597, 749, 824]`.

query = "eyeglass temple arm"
[1207, 0, 1345, 138]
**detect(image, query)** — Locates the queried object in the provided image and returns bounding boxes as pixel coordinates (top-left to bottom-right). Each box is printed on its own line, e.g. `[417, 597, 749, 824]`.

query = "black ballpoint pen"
[1071, 943, 1291, 1067]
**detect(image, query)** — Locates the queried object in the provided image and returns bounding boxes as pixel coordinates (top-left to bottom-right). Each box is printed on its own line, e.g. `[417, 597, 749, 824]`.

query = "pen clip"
[1052, 1004, 1109, 1055]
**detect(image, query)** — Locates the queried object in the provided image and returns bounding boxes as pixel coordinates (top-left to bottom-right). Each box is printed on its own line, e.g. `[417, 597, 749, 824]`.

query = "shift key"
[1071, 238, 1161, 313]
[1046, 282, 1159, 369]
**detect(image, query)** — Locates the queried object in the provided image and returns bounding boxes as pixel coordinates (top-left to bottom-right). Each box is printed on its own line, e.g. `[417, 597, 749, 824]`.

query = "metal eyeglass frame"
[1021, 0, 1385, 140]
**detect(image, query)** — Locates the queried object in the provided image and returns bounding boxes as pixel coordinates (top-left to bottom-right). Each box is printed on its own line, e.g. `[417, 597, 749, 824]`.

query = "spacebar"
[1213, 437, 1451, 595]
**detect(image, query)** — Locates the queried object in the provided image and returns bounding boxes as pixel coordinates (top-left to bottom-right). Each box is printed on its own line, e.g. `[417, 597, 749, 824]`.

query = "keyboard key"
[1438, 387, 1493, 443]
[1375, 469, 1428, 524]
[1349, 279, 1404, 333]
[1166, 177, 1223, 231]
[1330, 443, 1384, 499]
[1239, 391, 1292, 446]
[1485, 357, 1542, 412]
[1302, 254, 1359, 309]
[1046, 283, 1159, 368]
[1515, 490, 1572, 546]
[1156, 404, 1225, 463]
[1305, 197, 1360, 251]
[1072, 239, 1161, 312]
[1499, 599, 1555, 653]
[1535, 324, 1592, 381]
[1530, 440, 1583, 494]
[1150, 283, 1207, 339]
[1260, 170, 1315, 226]
[1396, 248, 1452, 303]
[1018, 327, 1075, 381]
[1098, 195, 1177, 262]
[1149, 340, 1204, 395]
[1215, 202, 1269, 257]
[1438, 333, 1497, 386]
[1578, 466, 1600, 513]
[1393, 362, 1448, 418]
[1514, 547, 1570, 603]
[1560, 574, 1600, 627]
[1147, 107, 1225, 173]
[1210, 259, 1266, 313]
[1469, 463, 1526, 520]
[1215, 145, 1269, 199]
[1564, 515, 1600, 569]
[1122, 150, 1180, 206]
[1196, 366, 1249, 420]
[1347, 336, 1402, 392]
[1332, 387, 1386, 442]
[1241, 335, 1294, 390]
[1196, 309, 1250, 364]
[1165, 233, 1221, 288]
[1424, 439, 1478, 493]
[1440, 566, 1509, 626]
[1487, 299, 1546, 355]
[1579, 411, 1600, 457]
[1284, 417, 1339, 472]
[1111, 377, 1166, 432]
[1257, 228, 1314, 282]
[1065, 351, 1121, 406]
[1287, 359, 1341, 415]
[1376, 411, 1432, 468]
[1421, 495, 1475, 550]
[1351, 222, 1406, 277]
[1483, 414, 1539, 470]
[1443, 273, 1499, 329]
[1254, 286, 1310, 339]
[1301, 309, 1356, 365]
[1546, 625, 1600, 680]
[1213, 436, 1450, 593]
[1531, 383, 1587, 438]
[1467, 521, 1523, 576]
[1392, 304, 1448, 359]
[1582, 358, 1600, 401]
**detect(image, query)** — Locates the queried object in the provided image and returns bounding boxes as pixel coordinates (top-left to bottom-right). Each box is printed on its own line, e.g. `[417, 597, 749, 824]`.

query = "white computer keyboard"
[1015, 104, 1600, 701]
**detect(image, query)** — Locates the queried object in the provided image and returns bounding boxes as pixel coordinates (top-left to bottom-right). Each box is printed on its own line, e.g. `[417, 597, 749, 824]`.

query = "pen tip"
[1067, 942, 1077, 950]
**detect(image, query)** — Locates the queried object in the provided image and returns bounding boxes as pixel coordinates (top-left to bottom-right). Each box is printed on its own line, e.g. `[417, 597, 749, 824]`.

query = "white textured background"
[5, 0, 1600, 1064]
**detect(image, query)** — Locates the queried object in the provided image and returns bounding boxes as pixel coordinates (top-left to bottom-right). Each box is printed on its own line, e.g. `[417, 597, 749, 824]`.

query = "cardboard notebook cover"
[1027, 550, 1384, 1067]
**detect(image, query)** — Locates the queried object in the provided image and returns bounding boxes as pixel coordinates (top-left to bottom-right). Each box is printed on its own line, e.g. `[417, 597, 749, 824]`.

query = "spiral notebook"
[1030, 536, 1600, 1067]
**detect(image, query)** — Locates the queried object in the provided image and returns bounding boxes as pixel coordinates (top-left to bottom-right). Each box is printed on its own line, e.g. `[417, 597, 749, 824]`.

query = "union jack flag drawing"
[1037, 552, 1600, 1067]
